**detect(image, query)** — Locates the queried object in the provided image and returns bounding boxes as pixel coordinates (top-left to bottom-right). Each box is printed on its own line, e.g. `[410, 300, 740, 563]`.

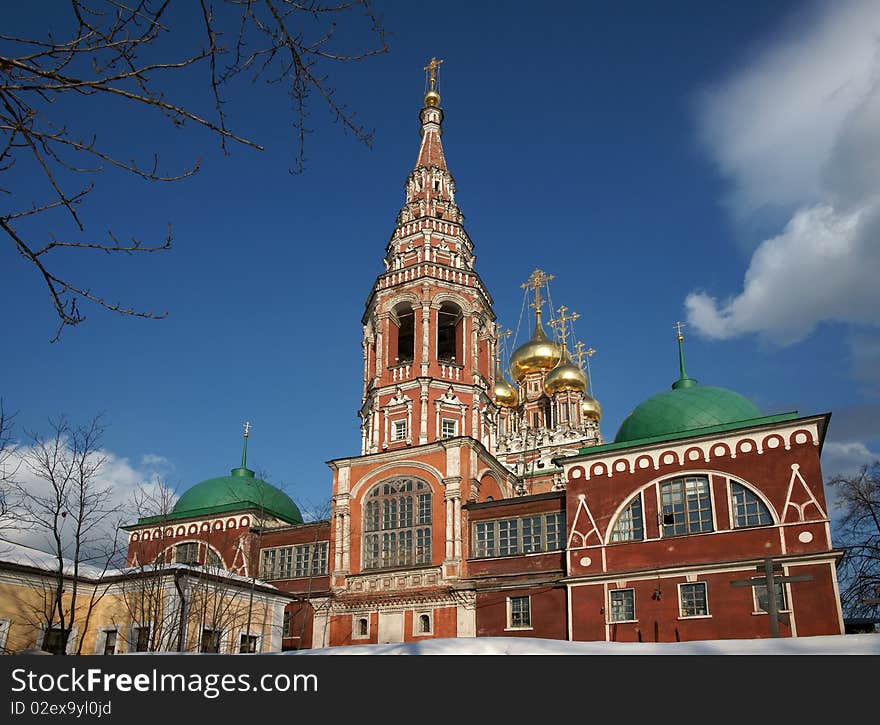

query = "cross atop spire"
[522, 268, 554, 317]
[550, 305, 580, 350]
[672, 321, 698, 390]
[424, 56, 443, 92]
[241, 420, 251, 468]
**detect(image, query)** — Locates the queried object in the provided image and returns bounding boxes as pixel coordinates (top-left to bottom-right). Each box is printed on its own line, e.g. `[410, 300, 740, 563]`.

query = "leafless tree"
[829, 462, 880, 619]
[0, 399, 17, 527]
[9, 413, 122, 654]
[1, 1, 388, 340]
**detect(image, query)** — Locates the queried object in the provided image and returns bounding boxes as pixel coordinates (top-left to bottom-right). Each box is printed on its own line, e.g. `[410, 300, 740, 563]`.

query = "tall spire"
[671, 321, 698, 390]
[523, 268, 554, 338]
[232, 420, 255, 478]
[415, 56, 448, 173]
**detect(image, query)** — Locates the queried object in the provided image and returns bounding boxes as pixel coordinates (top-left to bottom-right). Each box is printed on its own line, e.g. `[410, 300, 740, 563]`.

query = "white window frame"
[94, 625, 119, 655]
[199, 625, 224, 654]
[237, 630, 262, 654]
[608, 588, 637, 623]
[506, 595, 532, 631]
[391, 419, 408, 442]
[352, 615, 371, 640]
[678, 581, 711, 619]
[39, 624, 77, 655]
[751, 581, 790, 615]
[413, 611, 433, 637]
[440, 418, 457, 439]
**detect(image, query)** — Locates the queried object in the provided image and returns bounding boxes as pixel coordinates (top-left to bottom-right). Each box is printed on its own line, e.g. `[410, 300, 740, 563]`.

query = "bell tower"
[359, 59, 498, 454]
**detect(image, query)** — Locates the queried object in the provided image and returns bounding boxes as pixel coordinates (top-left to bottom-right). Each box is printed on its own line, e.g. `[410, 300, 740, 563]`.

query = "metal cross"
[674, 320, 686, 342]
[243, 421, 251, 438]
[730, 558, 813, 637]
[550, 305, 580, 348]
[522, 268, 554, 314]
[424, 57, 444, 90]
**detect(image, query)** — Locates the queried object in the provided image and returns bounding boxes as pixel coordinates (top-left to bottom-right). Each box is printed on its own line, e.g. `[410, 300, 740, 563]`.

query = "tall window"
[609, 589, 636, 622]
[363, 478, 432, 569]
[660, 476, 713, 536]
[437, 302, 463, 363]
[391, 419, 408, 442]
[102, 630, 118, 656]
[731, 482, 773, 527]
[472, 512, 564, 558]
[610, 495, 644, 542]
[391, 303, 415, 364]
[441, 418, 457, 438]
[508, 596, 531, 629]
[132, 626, 150, 652]
[239, 634, 258, 653]
[679, 582, 709, 617]
[200, 628, 221, 653]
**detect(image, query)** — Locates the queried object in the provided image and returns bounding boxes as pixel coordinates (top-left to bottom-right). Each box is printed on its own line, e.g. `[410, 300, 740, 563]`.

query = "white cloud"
[687, 0, 880, 344]
[822, 440, 879, 478]
[3, 444, 172, 562]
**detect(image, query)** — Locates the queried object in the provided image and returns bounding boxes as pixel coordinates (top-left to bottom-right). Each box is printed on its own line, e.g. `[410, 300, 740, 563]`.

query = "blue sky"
[2, 0, 879, 519]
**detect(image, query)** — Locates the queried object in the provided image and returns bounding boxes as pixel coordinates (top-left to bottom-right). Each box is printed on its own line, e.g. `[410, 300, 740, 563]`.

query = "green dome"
[172, 466, 303, 524]
[614, 383, 762, 444]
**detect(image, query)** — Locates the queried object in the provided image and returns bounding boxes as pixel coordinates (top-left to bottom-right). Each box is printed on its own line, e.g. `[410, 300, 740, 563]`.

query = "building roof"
[163, 466, 303, 525]
[614, 383, 764, 443]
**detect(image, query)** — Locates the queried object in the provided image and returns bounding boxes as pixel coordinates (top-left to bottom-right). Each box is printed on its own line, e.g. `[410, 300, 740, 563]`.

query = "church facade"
[123, 60, 845, 650]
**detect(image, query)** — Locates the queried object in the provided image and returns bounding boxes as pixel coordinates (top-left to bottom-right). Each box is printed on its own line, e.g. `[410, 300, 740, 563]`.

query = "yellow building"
[0, 540, 291, 655]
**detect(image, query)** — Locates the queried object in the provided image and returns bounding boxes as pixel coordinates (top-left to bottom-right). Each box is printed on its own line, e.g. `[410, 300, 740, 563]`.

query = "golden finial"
[549, 305, 580, 349]
[423, 56, 444, 107]
[674, 321, 686, 342]
[522, 268, 554, 316]
[573, 341, 596, 367]
[495, 327, 512, 365]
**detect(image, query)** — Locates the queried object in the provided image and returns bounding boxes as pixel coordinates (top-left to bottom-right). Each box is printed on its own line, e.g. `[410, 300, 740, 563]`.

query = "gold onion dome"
[509, 314, 562, 382]
[581, 395, 602, 422]
[543, 347, 588, 396]
[493, 372, 519, 408]
[424, 89, 441, 107]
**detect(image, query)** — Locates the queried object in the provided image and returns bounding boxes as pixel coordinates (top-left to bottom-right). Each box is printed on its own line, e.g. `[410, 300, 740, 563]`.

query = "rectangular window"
[283, 610, 291, 637]
[133, 626, 150, 652]
[609, 589, 636, 622]
[661, 477, 713, 536]
[42, 627, 66, 655]
[102, 630, 117, 656]
[441, 418, 457, 438]
[392, 419, 408, 441]
[239, 634, 258, 653]
[679, 582, 709, 617]
[262, 543, 328, 579]
[508, 596, 531, 629]
[471, 512, 565, 558]
[755, 582, 788, 613]
[200, 628, 221, 653]
[174, 542, 200, 564]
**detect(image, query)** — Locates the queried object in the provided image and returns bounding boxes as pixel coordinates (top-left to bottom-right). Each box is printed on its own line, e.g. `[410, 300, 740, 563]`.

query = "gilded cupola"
[543, 346, 588, 396]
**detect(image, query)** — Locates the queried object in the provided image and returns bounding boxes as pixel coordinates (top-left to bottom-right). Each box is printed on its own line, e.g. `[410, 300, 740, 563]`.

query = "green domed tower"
[614, 324, 763, 444]
[143, 423, 302, 525]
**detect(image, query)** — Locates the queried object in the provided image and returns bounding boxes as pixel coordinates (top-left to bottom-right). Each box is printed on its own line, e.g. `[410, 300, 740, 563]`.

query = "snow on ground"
[282, 634, 880, 655]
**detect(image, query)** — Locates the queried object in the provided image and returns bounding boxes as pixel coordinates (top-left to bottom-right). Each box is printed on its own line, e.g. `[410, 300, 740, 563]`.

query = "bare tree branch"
[1, 0, 389, 340]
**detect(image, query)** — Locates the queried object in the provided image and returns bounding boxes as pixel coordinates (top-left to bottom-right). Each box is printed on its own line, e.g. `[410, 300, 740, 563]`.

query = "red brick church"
[125, 59, 845, 649]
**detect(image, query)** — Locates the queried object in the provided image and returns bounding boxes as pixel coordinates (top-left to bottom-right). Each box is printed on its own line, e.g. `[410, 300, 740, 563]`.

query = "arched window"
[363, 478, 432, 569]
[358, 618, 368, 637]
[390, 302, 415, 364]
[730, 482, 773, 527]
[418, 614, 431, 633]
[436, 302, 462, 363]
[660, 476, 713, 536]
[609, 494, 644, 542]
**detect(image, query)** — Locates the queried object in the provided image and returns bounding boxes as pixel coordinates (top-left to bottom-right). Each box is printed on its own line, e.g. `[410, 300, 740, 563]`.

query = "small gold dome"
[493, 375, 519, 408]
[543, 349, 588, 396]
[424, 90, 441, 107]
[581, 395, 602, 422]
[509, 315, 562, 382]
